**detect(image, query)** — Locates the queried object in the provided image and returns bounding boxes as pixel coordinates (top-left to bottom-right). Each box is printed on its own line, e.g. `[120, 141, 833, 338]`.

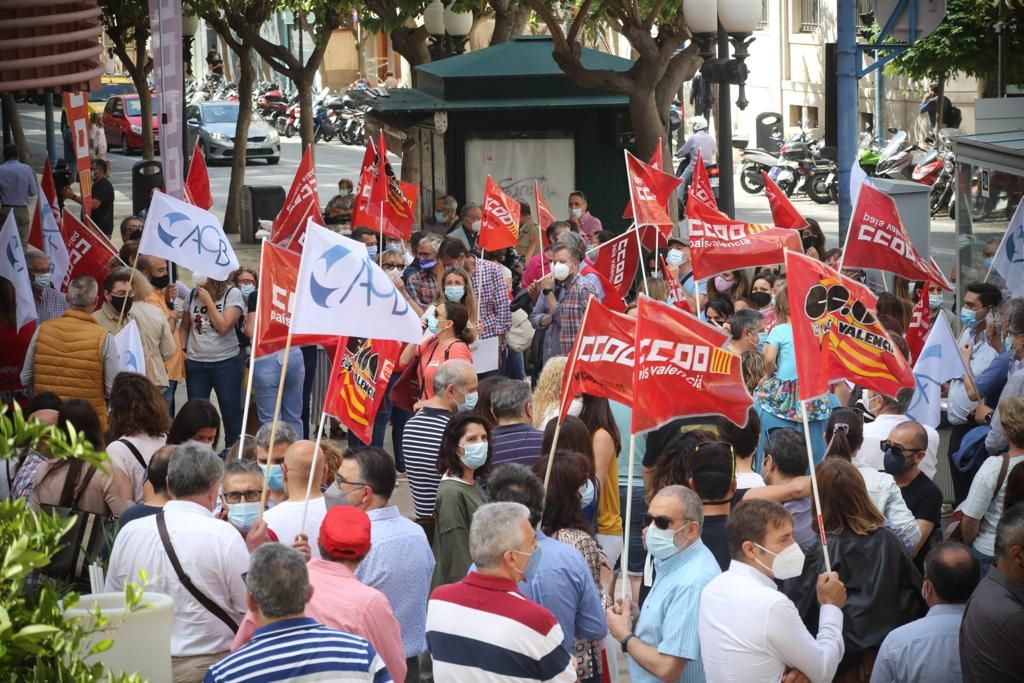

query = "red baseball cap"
[319, 506, 371, 559]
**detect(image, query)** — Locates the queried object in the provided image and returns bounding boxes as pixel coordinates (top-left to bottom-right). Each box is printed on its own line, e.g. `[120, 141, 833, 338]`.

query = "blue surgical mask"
[459, 389, 479, 413]
[259, 463, 284, 491]
[434, 211, 447, 223]
[460, 440, 488, 469]
[929, 294, 944, 309]
[444, 285, 465, 302]
[960, 308, 978, 329]
[226, 502, 261, 531]
[366, 246, 378, 260]
[666, 249, 685, 266]
[983, 256, 994, 268]
[757, 331, 769, 350]
[515, 544, 543, 582]
[1006, 334, 1019, 353]
[239, 284, 255, 297]
[426, 313, 439, 334]
[579, 479, 595, 508]
[32, 273, 51, 290]
[420, 258, 437, 270]
[646, 523, 684, 561]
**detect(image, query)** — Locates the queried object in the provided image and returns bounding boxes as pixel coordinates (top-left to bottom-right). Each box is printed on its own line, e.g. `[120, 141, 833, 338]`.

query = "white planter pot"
[65, 592, 174, 683]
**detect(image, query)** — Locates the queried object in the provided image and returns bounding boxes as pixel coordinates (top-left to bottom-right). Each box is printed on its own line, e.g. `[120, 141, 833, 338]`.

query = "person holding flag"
[530, 243, 598, 365]
[25, 247, 68, 322]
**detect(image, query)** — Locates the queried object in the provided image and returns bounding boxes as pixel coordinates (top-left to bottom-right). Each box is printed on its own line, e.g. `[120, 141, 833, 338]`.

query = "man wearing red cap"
[230, 506, 407, 683]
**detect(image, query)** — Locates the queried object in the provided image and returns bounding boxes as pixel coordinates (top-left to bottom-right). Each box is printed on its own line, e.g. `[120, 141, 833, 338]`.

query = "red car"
[101, 94, 160, 154]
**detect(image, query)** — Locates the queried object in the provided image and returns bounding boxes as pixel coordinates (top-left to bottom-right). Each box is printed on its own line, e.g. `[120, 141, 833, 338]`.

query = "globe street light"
[424, 0, 473, 60]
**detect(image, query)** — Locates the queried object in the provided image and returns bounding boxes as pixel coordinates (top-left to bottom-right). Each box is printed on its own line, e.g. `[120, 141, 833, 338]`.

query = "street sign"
[874, 0, 946, 43]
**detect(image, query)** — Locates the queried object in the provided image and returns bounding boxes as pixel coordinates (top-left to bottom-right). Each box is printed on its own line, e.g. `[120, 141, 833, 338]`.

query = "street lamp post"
[687, 0, 759, 217]
[182, 15, 199, 177]
[423, 0, 473, 60]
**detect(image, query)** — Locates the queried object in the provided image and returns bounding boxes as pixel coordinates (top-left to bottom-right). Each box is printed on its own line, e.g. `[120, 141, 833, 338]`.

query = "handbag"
[389, 357, 422, 414]
[946, 451, 1010, 543]
[39, 464, 113, 582]
[506, 308, 536, 353]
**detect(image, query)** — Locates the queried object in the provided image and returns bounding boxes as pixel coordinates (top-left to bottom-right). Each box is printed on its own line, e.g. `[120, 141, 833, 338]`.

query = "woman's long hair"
[108, 372, 171, 439]
[579, 395, 622, 455]
[38, 399, 106, 494]
[532, 357, 568, 428]
[814, 458, 884, 535]
[647, 429, 716, 503]
[825, 408, 865, 460]
[532, 450, 594, 536]
[434, 266, 479, 326]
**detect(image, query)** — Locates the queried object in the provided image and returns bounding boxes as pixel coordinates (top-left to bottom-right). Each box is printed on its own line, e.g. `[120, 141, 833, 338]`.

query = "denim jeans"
[185, 356, 244, 450]
[390, 405, 412, 473]
[252, 348, 305, 437]
[163, 380, 178, 415]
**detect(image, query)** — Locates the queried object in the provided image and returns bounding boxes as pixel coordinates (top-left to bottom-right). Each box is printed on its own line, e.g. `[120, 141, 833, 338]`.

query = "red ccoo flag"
[559, 298, 636, 421]
[631, 296, 752, 433]
[690, 152, 718, 209]
[271, 146, 317, 245]
[786, 249, 914, 401]
[324, 336, 402, 445]
[591, 229, 639, 299]
[624, 150, 681, 232]
[687, 193, 802, 280]
[761, 170, 808, 230]
[905, 285, 931, 363]
[61, 211, 120, 302]
[479, 176, 521, 251]
[353, 134, 417, 240]
[623, 140, 664, 218]
[184, 141, 214, 210]
[534, 180, 556, 235]
[843, 183, 951, 290]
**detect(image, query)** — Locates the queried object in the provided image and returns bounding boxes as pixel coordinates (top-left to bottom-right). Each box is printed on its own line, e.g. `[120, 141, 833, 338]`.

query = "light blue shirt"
[517, 530, 608, 654]
[869, 603, 966, 683]
[611, 400, 645, 484]
[630, 539, 721, 683]
[766, 323, 797, 381]
[354, 505, 435, 657]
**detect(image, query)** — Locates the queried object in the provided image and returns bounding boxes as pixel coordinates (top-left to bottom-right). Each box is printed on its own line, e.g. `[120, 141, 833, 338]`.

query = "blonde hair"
[1000, 396, 1024, 448]
[532, 357, 568, 428]
[741, 349, 767, 393]
[434, 266, 479, 327]
[773, 283, 790, 322]
[645, 277, 670, 303]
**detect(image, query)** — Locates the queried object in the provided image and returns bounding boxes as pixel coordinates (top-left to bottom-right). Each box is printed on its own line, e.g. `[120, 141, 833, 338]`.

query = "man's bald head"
[282, 440, 328, 492]
[890, 421, 928, 451]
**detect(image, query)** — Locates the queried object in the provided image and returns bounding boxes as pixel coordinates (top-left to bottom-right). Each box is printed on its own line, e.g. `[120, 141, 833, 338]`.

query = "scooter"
[739, 146, 779, 194]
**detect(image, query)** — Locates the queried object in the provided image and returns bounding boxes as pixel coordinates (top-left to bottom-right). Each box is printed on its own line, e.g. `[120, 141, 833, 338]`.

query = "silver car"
[186, 101, 280, 165]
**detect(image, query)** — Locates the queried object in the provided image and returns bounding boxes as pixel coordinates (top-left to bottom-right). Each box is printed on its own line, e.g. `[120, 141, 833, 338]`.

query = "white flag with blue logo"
[138, 190, 239, 280]
[991, 199, 1024, 297]
[850, 157, 869, 207]
[291, 222, 423, 344]
[35, 178, 70, 291]
[0, 212, 38, 331]
[113, 320, 146, 376]
[906, 313, 966, 428]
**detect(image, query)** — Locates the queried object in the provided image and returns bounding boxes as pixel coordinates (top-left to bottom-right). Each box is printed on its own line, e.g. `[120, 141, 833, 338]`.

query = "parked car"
[101, 94, 160, 154]
[88, 75, 136, 115]
[186, 101, 281, 165]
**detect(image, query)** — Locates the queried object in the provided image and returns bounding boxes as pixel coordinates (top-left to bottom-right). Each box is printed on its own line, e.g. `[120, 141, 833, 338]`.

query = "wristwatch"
[542, 288, 552, 296]
[620, 633, 635, 653]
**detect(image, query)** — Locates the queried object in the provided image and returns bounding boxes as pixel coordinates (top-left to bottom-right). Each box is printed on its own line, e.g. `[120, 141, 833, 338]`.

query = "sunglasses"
[223, 489, 262, 504]
[644, 514, 695, 531]
[880, 440, 923, 458]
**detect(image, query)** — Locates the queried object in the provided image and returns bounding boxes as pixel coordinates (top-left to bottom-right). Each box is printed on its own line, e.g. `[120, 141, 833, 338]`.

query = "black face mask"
[750, 291, 772, 309]
[802, 235, 818, 252]
[127, 228, 143, 241]
[883, 448, 906, 476]
[149, 273, 170, 289]
[110, 295, 133, 317]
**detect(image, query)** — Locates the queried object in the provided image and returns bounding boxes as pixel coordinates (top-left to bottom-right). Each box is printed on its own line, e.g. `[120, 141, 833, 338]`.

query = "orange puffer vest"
[34, 309, 109, 428]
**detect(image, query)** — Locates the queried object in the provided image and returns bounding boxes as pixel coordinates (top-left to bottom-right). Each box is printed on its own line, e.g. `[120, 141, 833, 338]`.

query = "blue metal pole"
[44, 93, 56, 164]
[836, 0, 858, 242]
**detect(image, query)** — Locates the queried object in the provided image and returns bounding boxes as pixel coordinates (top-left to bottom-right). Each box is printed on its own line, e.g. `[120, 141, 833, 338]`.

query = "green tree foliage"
[97, 0, 156, 159]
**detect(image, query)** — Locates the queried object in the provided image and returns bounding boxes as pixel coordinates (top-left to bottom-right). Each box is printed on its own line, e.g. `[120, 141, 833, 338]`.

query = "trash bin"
[132, 160, 164, 217]
[755, 112, 783, 154]
[240, 185, 287, 244]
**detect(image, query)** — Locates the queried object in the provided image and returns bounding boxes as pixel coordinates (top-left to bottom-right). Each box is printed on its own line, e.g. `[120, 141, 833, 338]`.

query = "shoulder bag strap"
[155, 512, 239, 633]
[116, 438, 148, 470]
[993, 453, 1011, 507]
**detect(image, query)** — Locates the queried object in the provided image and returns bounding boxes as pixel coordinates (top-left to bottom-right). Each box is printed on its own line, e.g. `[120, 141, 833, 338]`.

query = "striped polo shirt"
[426, 571, 576, 682]
[491, 422, 545, 468]
[403, 407, 453, 518]
[204, 617, 391, 683]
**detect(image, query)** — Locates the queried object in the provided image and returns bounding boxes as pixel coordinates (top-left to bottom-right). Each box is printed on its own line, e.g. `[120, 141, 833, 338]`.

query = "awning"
[953, 130, 1024, 176]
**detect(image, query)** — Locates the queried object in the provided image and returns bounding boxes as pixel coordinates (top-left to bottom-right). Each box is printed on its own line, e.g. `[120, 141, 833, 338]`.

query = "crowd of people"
[2, 174, 1024, 683]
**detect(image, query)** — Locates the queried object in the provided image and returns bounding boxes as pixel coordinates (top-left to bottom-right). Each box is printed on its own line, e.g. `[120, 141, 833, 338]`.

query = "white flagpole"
[798, 399, 832, 573]
[634, 225, 650, 297]
[619, 432, 637, 601]
[258, 329, 294, 521]
[238, 238, 267, 459]
[300, 410, 330, 531]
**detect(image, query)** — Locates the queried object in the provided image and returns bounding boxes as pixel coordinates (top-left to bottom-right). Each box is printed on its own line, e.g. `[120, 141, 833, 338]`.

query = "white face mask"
[552, 262, 571, 281]
[570, 207, 583, 219]
[567, 398, 584, 417]
[753, 542, 805, 580]
[469, 219, 482, 233]
[191, 272, 208, 288]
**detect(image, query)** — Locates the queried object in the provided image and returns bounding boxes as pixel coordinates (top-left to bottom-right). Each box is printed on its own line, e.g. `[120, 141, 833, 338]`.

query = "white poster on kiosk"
[464, 136, 576, 219]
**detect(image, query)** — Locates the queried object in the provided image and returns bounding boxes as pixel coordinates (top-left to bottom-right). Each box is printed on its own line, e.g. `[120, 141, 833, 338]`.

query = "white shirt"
[699, 561, 845, 683]
[105, 500, 249, 656]
[735, 471, 765, 489]
[860, 414, 940, 479]
[947, 329, 997, 425]
[263, 496, 328, 559]
[106, 433, 167, 502]
[961, 454, 1024, 556]
[852, 458, 922, 547]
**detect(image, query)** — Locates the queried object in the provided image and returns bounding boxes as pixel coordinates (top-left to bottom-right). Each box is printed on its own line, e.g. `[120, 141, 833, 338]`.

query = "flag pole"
[299, 410, 330, 531]
[634, 224, 650, 297]
[541, 299, 594, 499]
[619, 431, 637, 601]
[258, 329, 294, 522]
[798, 399, 832, 573]
[238, 238, 267, 460]
[538, 217, 547, 279]
[117, 257, 140, 326]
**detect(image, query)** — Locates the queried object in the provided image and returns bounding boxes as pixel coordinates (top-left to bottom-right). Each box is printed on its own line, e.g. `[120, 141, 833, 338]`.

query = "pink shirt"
[577, 211, 603, 239]
[231, 558, 407, 682]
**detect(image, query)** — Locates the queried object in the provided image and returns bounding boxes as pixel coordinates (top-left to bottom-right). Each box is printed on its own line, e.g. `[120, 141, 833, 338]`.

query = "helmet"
[691, 118, 709, 133]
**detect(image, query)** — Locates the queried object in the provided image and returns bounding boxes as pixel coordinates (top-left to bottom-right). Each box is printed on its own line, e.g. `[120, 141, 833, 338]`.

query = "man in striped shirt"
[490, 379, 545, 467]
[426, 502, 576, 682]
[205, 544, 391, 683]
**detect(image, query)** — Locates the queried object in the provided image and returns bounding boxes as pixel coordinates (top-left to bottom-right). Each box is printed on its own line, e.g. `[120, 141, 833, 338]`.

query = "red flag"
[786, 250, 914, 401]
[352, 135, 417, 240]
[352, 140, 376, 231]
[61, 211, 119, 296]
[905, 285, 931, 362]
[690, 152, 718, 209]
[63, 92, 92, 217]
[580, 263, 626, 313]
[271, 146, 317, 244]
[661, 255, 690, 311]
[254, 240, 338, 356]
[623, 141, 664, 218]
[632, 297, 752, 433]
[688, 194, 802, 280]
[843, 183, 951, 290]
[560, 299, 635, 421]
[761, 171, 808, 229]
[591, 230, 639, 299]
[324, 336, 402, 445]
[283, 202, 325, 253]
[184, 142, 214, 210]
[625, 150, 681, 231]
[534, 180, 556, 234]
[479, 176, 521, 251]
[28, 158, 57, 250]
[370, 130, 390, 209]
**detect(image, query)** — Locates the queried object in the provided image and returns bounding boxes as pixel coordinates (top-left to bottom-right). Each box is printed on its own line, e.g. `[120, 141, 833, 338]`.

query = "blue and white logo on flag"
[138, 190, 239, 280]
[292, 222, 423, 344]
[36, 179, 70, 290]
[0, 212, 38, 331]
[113, 320, 146, 376]
[992, 200, 1024, 298]
[907, 314, 966, 428]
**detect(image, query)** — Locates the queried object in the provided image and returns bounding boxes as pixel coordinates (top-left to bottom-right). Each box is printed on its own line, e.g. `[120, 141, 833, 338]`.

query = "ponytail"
[825, 407, 864, 460]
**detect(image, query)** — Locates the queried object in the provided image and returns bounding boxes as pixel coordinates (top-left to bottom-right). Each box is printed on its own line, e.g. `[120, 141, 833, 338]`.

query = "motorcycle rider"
[675, 117, 716, 202]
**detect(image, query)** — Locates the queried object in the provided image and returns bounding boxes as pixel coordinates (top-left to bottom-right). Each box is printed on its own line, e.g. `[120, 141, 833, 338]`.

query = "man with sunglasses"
[860, 388, 939, 480]
[606, 485, 720, 683]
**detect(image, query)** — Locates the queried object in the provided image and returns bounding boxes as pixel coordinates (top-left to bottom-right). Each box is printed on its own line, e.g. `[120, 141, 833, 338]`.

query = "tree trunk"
[297, 78, 315, 154]
[129, 36, 154, 160]
[224, 46, 255, 235]
[390, 25, 431, 77]
[630, 93, 668, 164]
[935, 74, 946, 131]
[1, 95, 31, 163]
[490, 5, 529, 44]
